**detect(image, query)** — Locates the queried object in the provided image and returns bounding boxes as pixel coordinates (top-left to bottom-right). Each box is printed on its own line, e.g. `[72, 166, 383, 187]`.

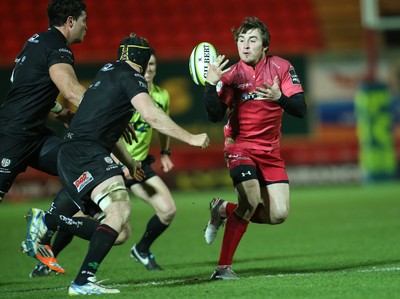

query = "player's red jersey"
[217, 55, 303, 151]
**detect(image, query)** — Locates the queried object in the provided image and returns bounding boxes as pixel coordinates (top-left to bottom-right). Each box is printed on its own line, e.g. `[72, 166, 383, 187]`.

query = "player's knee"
[270, 207, 289, 224]
[159, 206, 176, 225]
[115, 224, 131, 245]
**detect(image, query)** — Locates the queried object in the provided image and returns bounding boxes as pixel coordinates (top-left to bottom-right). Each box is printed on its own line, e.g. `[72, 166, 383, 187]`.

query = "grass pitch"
[0, 182, 399, 298]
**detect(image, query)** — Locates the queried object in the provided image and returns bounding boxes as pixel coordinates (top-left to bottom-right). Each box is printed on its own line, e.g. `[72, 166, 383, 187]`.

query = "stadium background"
[0, 0, 399, 199]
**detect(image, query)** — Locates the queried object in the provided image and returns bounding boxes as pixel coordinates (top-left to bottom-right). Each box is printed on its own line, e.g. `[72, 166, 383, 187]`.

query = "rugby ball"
[189, 42, 218, 86]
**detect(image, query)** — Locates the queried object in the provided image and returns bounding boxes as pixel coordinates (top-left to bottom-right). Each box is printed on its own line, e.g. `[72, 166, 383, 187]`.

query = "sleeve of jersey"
[124, 74, 149, 100]
[204, 82, 228, 122]
[280, 63, 304, 97]
[276, 92, 307, 118]
[47, 47, 74, 68]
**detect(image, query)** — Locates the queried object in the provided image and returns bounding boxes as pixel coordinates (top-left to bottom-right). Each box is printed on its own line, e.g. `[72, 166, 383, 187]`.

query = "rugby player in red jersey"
[203, 16, 307, 280]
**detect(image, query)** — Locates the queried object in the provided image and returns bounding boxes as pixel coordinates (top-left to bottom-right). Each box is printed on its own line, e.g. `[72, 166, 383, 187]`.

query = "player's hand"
[205, 55, 230, 85]
[122, 123, 138, 145]
[256, 76, 282, 101]
[122, 165, 133, 180]
[127, 160, 145, 182]
[160, 154, 174, 173]
[190, 133, 210, 149]
[53, 108, 75, 128]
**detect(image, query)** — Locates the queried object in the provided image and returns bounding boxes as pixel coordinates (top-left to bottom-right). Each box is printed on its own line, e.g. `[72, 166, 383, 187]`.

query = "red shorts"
[224, 146, 288, 185]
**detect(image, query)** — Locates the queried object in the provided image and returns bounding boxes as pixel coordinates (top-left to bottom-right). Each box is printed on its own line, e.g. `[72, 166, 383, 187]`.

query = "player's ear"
[67, 16, 74, 28]
[263, 46, 269, 53]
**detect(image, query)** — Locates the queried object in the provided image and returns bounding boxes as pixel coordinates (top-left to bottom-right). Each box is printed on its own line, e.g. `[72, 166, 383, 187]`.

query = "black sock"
[51, 231, 74, 257]
[74, 224, 118, 285]
[136, 215, 168, 253]
[39, 230, 54, 245]
[44, 214, 99, 240]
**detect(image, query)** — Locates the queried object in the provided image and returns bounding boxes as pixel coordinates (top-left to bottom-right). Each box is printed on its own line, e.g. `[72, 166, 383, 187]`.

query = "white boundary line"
[119, 266, 400, 287]
[4, 266, 400, 294]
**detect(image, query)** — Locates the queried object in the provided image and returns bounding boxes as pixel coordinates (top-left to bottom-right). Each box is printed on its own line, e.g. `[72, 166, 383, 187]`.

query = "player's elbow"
[208, 112, 224, 123]
[296, 102, 307, 118]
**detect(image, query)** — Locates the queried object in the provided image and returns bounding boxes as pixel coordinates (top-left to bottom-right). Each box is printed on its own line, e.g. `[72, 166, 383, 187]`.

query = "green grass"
[1, 183, 400, 299]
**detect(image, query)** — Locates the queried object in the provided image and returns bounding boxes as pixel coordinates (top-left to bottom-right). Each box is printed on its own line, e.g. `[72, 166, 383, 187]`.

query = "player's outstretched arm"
[131, 93, 210, 149]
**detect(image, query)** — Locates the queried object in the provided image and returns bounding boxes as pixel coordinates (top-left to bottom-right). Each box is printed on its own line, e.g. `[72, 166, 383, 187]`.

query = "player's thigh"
[30, 135, 62, 175]
[234, 178, 262, 220]
[265, 183, 290, 222]
[130, 176, 176, 215]
[0, 134, 37, 195]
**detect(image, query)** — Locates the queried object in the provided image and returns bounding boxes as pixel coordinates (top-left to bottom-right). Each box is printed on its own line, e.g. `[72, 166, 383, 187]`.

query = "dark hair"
[231, 16, 270, 47]
[47, 0, 87, 27]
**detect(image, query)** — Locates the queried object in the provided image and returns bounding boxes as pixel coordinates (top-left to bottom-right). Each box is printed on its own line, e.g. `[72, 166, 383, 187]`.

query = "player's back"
[0, 28, 74, 138]
[66, 61, 149, 150]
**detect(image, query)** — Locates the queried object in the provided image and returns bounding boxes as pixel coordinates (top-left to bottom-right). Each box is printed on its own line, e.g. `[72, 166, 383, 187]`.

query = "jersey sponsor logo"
[106, 164, 119, 171]
[28, 34, 39, 44]
[88, 81, 101, 89]
[241, 92, 267, 101]
[14, 56, 26, 64]
[227, 154, 250, 161]
[104, 156, 114, 164]
[139, 81, 147, 88]
[59, 48, 72, 55]
[289, 67, 301, 84]
[238, 82, 253, 89]
[101, 63, 114, 72]
[73, 171, 94, 192]
[1, 158, 11, 168]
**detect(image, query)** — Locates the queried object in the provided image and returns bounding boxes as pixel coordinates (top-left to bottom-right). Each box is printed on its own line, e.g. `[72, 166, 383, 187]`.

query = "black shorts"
[57, 140, 123, 203]
[0, 132, 60, 194]
[125, 155, 157, 188]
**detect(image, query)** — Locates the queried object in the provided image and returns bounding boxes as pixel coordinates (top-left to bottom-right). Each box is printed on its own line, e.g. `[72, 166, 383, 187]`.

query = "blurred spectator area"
[2, 0, 399, 65]
[2, 0, 323, 65]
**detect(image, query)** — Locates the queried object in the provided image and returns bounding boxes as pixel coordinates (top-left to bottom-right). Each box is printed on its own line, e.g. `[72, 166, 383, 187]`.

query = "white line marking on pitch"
[6, 266, 400, 294]
[121, 266, 400, 287]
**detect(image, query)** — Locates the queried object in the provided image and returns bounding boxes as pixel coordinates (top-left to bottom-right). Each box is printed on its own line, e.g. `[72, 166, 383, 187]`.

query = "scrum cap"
[118, 33, 151, 74]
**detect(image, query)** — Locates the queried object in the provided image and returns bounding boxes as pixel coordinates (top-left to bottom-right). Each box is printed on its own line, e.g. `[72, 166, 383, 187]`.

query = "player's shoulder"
[266, 55, 292, 68]
[40, 28, 67, 46]
[221, 62, 240, 82]
[32, 28, 73, 59]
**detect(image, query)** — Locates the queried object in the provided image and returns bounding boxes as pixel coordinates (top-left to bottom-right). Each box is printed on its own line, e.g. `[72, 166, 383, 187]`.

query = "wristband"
[160, 149, 171, 156]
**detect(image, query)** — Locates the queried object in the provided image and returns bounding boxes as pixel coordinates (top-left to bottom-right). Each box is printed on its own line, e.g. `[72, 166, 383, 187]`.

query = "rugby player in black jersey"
[0, 0, 90, 273]
[22, 33, 210, 295]
[0, 0, 88, 202]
